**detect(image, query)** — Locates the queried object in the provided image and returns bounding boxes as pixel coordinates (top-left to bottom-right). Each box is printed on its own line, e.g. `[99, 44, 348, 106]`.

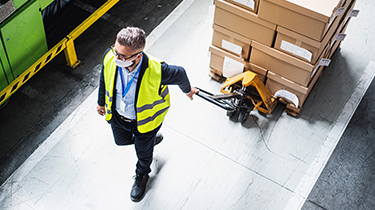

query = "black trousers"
[111, 110, 161, 175]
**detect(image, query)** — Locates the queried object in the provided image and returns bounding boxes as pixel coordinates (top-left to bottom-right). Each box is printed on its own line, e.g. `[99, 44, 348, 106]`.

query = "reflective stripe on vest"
[136, 56, 170, 133]
[136, 87, 169, 112]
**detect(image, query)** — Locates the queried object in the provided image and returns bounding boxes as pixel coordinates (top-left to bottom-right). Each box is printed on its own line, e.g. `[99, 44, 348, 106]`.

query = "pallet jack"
[196, 71, 299, 122]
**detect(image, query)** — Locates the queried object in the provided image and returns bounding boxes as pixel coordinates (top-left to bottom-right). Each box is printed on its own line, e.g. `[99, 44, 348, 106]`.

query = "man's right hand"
[97, 105, 105, 116]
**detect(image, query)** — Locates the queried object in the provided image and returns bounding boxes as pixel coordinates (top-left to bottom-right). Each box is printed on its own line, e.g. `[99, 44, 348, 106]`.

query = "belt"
[120, 115, 136, 123]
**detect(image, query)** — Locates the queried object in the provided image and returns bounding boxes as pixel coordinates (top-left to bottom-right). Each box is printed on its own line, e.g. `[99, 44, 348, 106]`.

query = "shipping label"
[311, 58, 331, 78]
[280, 40, 313, 62]
[223, 56, 244, 78]
[330, 33, 347, 48]
[349, 9, 360, 18]
[232, 0, 255, 10]
[328, 7, 346, 29]
[344, 9, 360, 26]
[222, 40, 243, 57]
[334, 7, 346, 17]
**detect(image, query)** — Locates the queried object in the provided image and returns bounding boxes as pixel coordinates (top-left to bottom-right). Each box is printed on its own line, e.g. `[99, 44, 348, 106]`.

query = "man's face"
[113, 40, 143, 68]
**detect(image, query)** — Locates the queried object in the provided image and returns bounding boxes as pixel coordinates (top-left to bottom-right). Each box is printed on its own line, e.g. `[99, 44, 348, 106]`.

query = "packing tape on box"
[295, 39, 302, 47]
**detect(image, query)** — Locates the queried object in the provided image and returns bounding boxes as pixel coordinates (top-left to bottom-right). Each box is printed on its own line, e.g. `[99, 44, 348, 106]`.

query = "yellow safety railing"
[0, 0, 119, 105]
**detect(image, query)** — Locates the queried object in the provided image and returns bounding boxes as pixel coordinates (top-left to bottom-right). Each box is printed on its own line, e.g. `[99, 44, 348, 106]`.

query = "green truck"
[0, 0, 56, 105]
[0, 0, 117, 106]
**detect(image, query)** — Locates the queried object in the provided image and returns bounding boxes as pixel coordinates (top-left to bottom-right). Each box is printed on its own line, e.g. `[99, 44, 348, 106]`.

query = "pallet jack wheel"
[238, 109, 249, 123]
[226, 110, 235, 118]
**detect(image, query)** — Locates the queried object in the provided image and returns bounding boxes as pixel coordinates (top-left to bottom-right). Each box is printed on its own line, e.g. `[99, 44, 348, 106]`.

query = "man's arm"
[98, 65, 105, 106]
[161, 62, 199, 99]
[97, 49, 111, 116]
[97, 65, 106, 116]
[161, 63, 190, 93]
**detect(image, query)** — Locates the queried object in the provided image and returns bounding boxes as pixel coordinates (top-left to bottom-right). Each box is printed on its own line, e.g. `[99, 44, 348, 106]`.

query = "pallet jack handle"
[195, 87, 236, 111]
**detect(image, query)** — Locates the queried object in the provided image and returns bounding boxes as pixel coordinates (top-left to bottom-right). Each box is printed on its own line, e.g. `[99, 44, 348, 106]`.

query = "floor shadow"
[147, 157, 166, 189]
[297, 48, 357, 124]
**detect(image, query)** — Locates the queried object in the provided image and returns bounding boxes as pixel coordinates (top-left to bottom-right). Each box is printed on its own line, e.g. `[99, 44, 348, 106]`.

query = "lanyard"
[118, 57, 142, 99]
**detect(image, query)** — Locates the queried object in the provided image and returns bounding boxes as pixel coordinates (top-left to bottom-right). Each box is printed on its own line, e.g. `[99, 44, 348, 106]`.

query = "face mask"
[114, 55, 138, 68]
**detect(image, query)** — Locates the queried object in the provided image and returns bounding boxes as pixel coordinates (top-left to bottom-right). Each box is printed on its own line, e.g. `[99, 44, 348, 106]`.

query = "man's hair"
[116, 27, 146, 52]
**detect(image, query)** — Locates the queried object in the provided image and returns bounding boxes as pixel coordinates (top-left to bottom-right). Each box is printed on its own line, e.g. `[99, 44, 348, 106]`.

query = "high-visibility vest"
[103, 51, 170, 133]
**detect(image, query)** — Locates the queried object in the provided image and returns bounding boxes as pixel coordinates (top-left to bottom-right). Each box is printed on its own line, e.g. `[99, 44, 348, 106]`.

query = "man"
[96, 27, 199, 202]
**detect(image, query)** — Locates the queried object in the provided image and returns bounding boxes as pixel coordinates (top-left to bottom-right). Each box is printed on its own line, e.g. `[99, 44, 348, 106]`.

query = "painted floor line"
[284, 60, 375, 210]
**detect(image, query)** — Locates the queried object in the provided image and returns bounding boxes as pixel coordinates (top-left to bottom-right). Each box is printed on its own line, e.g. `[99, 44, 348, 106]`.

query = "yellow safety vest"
[103, 51, 170, 133]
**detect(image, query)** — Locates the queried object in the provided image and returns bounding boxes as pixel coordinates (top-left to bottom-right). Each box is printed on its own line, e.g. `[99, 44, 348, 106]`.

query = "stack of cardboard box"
[209, 0, 359, 114]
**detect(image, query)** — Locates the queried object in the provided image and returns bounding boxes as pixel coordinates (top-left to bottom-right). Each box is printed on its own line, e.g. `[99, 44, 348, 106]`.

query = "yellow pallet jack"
[196, 71, 299, 122]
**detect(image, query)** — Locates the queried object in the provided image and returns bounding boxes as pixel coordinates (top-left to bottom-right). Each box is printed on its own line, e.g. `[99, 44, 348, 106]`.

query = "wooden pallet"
[275, 64, 328, 117]
[209, 69, 223, 81]
[209, 68, 303, 116]
[277, 97, 302, 117]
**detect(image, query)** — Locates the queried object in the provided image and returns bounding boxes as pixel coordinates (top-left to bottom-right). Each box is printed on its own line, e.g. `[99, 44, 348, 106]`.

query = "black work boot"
[130, 173, 149, 202]
[155, 132, 163, 146]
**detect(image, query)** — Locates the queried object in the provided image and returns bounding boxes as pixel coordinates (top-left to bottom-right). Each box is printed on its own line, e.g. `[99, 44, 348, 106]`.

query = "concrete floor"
[0, 0, 183, 185]
[1, 0, 375, 209]
[302, 73, 375, 210]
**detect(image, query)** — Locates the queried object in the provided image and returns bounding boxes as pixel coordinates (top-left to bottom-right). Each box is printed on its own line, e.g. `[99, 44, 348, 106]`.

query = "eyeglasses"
[111, 45, 141, 61]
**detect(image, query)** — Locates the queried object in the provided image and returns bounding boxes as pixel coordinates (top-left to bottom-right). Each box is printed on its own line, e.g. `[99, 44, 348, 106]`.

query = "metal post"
[64, 38, 81, 69]
[0, 0, 120, 105]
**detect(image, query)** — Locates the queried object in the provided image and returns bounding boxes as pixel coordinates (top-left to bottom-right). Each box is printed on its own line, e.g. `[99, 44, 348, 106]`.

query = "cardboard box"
[223, 0, 260, 13]
[250, 40, 329, 87]
[214, 0, 276, 47]
[274, 26, 327, 64]
[212, 24, 251, 60]
[265, 66, 325, 108]
[273, 0, 356, 64]
[258, 0, 350, 41]
[248, 63, 267, 82]
[209, 45, 267, 82]
[209, 45, 248, 78]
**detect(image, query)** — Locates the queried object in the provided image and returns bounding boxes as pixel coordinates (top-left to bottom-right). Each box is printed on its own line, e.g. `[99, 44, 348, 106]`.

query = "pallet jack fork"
[196, 71, 298, 122]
